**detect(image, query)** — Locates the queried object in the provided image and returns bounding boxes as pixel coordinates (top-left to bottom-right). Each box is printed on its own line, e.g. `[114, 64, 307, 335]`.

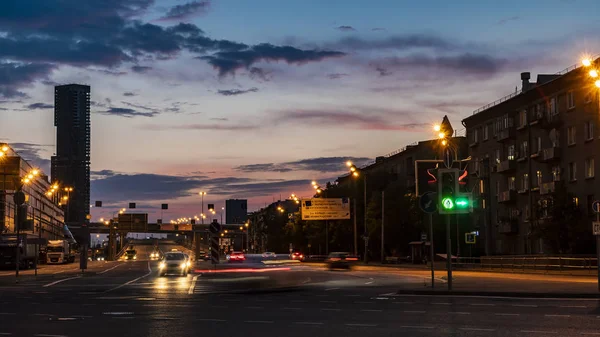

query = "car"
[290, 251, 305, 261]
[261, 252, 277, 259]
[228, 251, 245, 263]
[325, 252, 357, 270]
[197, 251, 209, 261]
[159, 252, 191, 276]
[149, 251, 161, 260]
[124, 249, 137, 260]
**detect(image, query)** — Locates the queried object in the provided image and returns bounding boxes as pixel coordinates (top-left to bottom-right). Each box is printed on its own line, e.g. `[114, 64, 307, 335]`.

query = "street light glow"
[1, 145, 7, 152]
[352, 171, 359, 177]
[433, 124, 441, 132]
[346, 161, 352, 167]
[438, 132, 445, 139]
[582, 58, 592, 67]
[442, 139, 448, 146]
[32, 169, 39, 175]
[596, 80, 600, 88]
[590, 69, 598, 78]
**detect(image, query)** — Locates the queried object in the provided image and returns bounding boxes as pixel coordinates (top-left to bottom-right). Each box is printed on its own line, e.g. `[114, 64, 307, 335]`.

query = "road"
[0, 242, 599, 337]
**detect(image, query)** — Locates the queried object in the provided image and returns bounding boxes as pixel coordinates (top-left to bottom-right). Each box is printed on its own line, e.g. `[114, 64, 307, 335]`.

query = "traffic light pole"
[429, 212, 435, 288]
[446, 214, 452, 291]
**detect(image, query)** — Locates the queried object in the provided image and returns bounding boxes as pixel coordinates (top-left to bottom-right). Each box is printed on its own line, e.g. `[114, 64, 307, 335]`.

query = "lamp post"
[347, 161, 367, 262]
[198, 192, 206, 224]
[311, 181, 329, 255]
[63, 187, 73, 223]
[221, 207, 224, 224]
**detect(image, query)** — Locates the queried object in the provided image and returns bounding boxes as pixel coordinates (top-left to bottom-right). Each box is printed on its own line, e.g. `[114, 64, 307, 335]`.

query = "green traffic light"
[455, 198, 469, 208]
[442, 197, 454, 209]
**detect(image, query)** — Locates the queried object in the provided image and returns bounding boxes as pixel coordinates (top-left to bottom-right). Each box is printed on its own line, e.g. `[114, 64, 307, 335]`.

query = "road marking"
[104, 262, 152, 293]
[295, 322, 323, 325]
[196, 318, 226, 322]
[450, 312, 470, 315]
[400, 326, 434, 329]
[321, 308, 340, 311]
[470, 303, 495, 306]
[325, 288, 340, 291]
[513, 304, 537, 307]
[403, 310, 426, 314]
[0, 333, 12, 335]
[245, 306, 264, 309]
[319, 300, 336, 303]
[361, 309, 382, 312]
[393, 301, 414, 304]
[188, 275, 200, 294]
[103, 312, 134, 315]
[98, 264, 122, 275]
[520, 331, 557, 334]
[112, 317, 134, 319]
[581, 333, 600, 335]
[545, 314, 570, 318]
[34, 335, 67, 337]
[346, 324, 378, 327]
[43, 276, 81, 288]
[496, 313, 519, 316]
[432, 302, 452, 305]
[560, 305, 587, 308]
[354, 301, 374, 304]
[344, 294, 361, 297]
[460, 328, 495, 332]
[283, 307, 301, 310]
[244, 320, 273, 324]
[365, 281, 374, 285]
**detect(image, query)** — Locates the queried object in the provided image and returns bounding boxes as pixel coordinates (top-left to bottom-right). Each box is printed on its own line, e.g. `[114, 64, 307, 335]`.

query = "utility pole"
[353, 198, 357, 256]
[381, 190, 384, 263]
[446, 214, 452, 290]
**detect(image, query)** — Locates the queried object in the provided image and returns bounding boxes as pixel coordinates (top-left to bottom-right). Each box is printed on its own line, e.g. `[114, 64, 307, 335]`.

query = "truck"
[0, 234, 38, 269]
[46, 239, 75, 264]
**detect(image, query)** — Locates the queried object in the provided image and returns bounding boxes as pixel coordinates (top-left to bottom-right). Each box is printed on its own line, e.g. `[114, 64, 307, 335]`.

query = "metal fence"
[453, 256, 598, 273]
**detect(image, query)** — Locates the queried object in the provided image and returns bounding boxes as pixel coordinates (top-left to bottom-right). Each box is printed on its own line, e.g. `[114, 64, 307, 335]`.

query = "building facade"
[51, 84, 91, 225]
[462, 59, 600, 255]
[0, 144, 67, 240]
[226, 199, 248, 224]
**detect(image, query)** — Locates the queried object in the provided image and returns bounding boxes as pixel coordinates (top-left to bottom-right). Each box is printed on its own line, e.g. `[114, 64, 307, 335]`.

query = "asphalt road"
[1, 242, 599, 337]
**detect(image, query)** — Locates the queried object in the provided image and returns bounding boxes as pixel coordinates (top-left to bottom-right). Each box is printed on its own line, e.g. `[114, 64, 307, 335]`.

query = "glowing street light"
[582, 58, 592, 67]
[590, 69, 598, 78]
[433, 124, 441, 132]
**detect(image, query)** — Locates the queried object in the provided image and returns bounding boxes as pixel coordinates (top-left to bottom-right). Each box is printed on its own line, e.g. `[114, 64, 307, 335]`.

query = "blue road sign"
[593, 200, 600, 213]
[419, 191, 437, 213]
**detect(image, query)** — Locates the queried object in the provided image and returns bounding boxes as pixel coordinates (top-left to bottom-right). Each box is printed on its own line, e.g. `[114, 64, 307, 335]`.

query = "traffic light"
[438, 168, 473, 214]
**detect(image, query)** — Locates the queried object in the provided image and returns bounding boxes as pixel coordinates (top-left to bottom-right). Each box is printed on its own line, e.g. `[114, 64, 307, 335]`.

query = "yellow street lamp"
[433, 124, 441, 132]
[590, 69, 598, 78]
[239, 226, 243, 230]
[442, 139, 448, 146]
[245, 223, 249, 228]
[438, 132, 446, 139]
[1, 145, 8, 152]
[596, 80, 600, 88]
[582, 58, 592, 67]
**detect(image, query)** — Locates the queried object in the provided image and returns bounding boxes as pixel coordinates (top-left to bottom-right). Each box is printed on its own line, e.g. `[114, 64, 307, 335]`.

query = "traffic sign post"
[594, 200, 600, 292]
[419, 191, 437, 289]
[209, 220, 221, 266]
[465, 233, 476, 244]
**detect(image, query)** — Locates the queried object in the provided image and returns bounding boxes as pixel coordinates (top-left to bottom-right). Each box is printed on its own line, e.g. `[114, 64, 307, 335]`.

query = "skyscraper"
[51, 84, 91, 225]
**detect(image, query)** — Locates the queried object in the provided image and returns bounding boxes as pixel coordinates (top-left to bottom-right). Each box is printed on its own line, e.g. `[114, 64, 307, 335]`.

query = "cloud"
[26, 102, 53, 109]
[200, 43, 345, 76]
[97, 107, 158, 118]
[373, 53, 508, 76]
[275, 108, 428, 131]
[248, 67, 272, 82]
[159, 1, 210, 21]
[374, 66, 391, 77]
[336, 25, 356, 32]
[143, 123, 257, 131]
[0, 62, 55, 98]
[9, 142, 52, 173]
[131, 65, 152, 73]
[123, 92, 137, 97]
[371, 28, 386, 31]
[326, 34, 462, 52]
[217, 87, 259, 96]
[326, 73, 348, 79]
[497, 16, 520, 25]
[210, 117, 228, 121]
[235, 156, 372, 173]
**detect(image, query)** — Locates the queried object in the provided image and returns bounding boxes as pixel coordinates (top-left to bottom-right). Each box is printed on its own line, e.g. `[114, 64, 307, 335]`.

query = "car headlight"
[186, 261, 191, 267]
[133, 256, 137, 260]
[159, 262, 166, 269]
[180, 262, 187, 269]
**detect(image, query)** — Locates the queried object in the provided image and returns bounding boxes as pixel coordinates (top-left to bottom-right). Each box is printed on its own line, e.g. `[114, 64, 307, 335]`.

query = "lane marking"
[496, 313, 519, 316]
[470, 303, 495, 306]
[520, 331, 557, 334]
[400, 326, 434, 329]
[403, 310, 426, 314]
[513, 304, 537, 307]
[319, 300, 336, 304]
[432, 302, 452, 305]
[104, 262, 152, 293]
[545, 314, 570, 318]
[365, 281, 374, 285]
[325, 288, 340, 291]
[321, 308, 340, 311]
[460, 328, 495, 332]
[244, 320, 273, 324]
[361, 309, 382, 312]
[188, 275, 200, 294]
[196, 318, 226, 322]
[346, 324, 377, 327]
[450, 312, 470, 315]
[43, 276, 81, 288]
[295, 322, 323, 325]
[283, 307, 301, 310]
[560, 305, 587, 308]
[354, 301, 374, 304]
[98, 264, 122, 275]
[0, 333, 12, 335]
[245, 306, 264, 309]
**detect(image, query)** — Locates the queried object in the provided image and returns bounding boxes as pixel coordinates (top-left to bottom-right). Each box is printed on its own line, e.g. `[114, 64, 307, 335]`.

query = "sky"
[1, 0, 599, 222]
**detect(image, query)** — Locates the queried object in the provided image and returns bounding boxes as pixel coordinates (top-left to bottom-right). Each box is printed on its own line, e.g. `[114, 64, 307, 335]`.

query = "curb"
[396, 289, 600, 299]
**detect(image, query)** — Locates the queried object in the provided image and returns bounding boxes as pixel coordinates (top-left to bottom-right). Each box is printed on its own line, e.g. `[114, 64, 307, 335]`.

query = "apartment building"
[462, 60, 600, 255]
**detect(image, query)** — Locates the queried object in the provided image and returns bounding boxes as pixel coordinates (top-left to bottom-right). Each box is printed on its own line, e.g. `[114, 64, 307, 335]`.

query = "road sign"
[301, 198, 351, 220]
[593, 201, 600, 213]
[465, 233, 476, 244]
[13, 191, 25, 206]
[209, 220, 221, 234]
[210, 236, 219, 264]
[117, 213, 148, 232]
[419, 191, 437, 213]
[593, 222, 600, 235]
[161, 204, 168, 210]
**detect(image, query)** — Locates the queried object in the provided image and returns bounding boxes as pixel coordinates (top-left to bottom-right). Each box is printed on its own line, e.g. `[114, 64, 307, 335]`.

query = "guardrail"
[453, 256, 598, 273]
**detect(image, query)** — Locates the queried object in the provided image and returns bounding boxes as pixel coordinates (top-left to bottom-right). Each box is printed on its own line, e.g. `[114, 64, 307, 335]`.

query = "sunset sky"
[1, 0, 599, 222]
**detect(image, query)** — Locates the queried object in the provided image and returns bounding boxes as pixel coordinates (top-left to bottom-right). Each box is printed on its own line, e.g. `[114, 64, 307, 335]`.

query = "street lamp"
[347, 161, 367, 261]
[198, 191, 206, 224]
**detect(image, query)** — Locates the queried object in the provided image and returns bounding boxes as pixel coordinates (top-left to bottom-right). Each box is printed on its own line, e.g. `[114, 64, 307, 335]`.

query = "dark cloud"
[497, 16, 520, 25]
[235, 156, 372, 173]
[9, 142, 52, 173]
[0, 62, 55, 98]
[121, 101, 157, 112]
[217, 87, 259, 96]
[275, 108, 428, 131]
[200, 43, 345, 76]
[336, 26, 356, 32]
[131, 65, 153, 73]
[326, 73, 348, 79]
[123, 92, 137, 97]
[159, 1, 210, 21]
[210, 117, 228, 121]
[248, 67, 272, 82]
[91, 169, 117, 179]
[97, 107, 158, 118]
[90, 100, 108, 108]
[326, 34, 462, 52]
[375, 53, 508, 75]
[95, 69, 127, 76]
[26, 102, 53, 109]
[372, 28, 386, 31]
[374, 66, 392, 77]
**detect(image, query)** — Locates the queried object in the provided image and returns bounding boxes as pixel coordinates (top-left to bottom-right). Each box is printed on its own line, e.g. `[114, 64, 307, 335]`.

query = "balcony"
[497, 128, 515, 142]
[498, 190, 517, 203]
[496, 159, 516, 173]
[541, 113, 562, 129]
[497, 220, 518, 234]
[540, 147, 560, 162]
[540, 181, 560, 195]
[529, 111, 544, 125]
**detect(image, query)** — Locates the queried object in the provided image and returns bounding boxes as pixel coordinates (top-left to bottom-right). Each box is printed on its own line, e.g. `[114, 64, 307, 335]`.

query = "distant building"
[225, 199, 248, 224]
[462, 58, 600, 255]
[51, 84, 91, 226]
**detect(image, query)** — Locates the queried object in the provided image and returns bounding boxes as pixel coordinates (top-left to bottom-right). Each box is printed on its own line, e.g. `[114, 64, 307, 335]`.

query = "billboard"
[301, 198, 351, 220]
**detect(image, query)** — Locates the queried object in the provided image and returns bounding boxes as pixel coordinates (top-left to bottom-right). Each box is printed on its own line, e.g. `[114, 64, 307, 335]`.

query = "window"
[551, 129, 560, 147]
[585, 92, 593, 104]
[483, 125, 489, 140]
[567, 126, 576, 145]
[568, 162, 577, 181]
[474, 129, 479, 142]
[508, 176, 516, 190]
[549, 97, 557, 115]
[552, 166, 561, 181]
[536, 170, 542, 187]
[494, 149, 501, 164]
[521, 173, 529, 190]
[524, 204, 530, 220]
[585, 158, 594, 178]
[519, 110, 527, 128]
[520, 141, 528, 158]
[585, 121, 594, 141]
[507, 145, 515, 160]
[587, 195, 595, 215]
[567, 91, 575, 109]
[573, 197, 579, 207]
[534, 136, 542, 154]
